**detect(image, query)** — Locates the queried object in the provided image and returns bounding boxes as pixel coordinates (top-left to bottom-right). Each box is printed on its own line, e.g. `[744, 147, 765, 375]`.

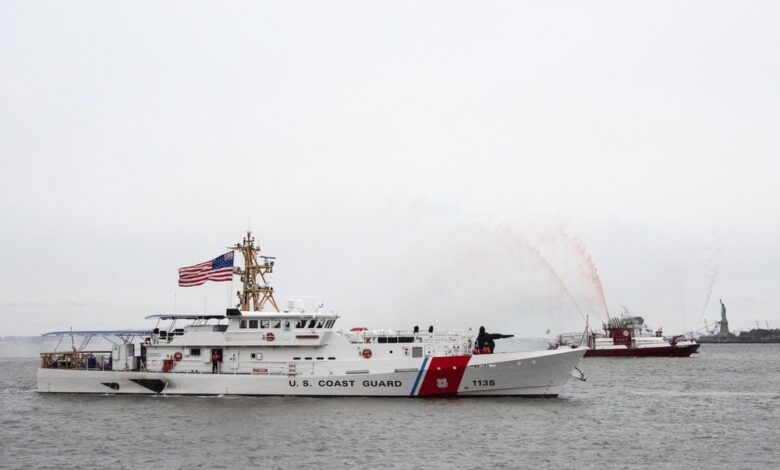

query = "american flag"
[178, 252, 234, 287]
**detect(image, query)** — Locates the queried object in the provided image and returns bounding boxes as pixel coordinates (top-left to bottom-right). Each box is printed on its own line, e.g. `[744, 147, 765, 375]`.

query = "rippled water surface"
[2, 344, 779, 469]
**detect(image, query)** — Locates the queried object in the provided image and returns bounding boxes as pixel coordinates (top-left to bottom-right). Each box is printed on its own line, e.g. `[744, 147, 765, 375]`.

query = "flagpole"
[226, 281, 231, 309]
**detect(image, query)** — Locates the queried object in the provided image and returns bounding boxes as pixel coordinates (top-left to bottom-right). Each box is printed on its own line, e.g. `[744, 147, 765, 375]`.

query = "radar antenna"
[229, 231, 280, 312]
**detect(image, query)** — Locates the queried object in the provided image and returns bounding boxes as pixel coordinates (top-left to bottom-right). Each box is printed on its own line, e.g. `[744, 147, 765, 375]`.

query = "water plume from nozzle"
[697, 235, 728, 328]
[556, 227, 610, 319]
[520, 238, 588, 323]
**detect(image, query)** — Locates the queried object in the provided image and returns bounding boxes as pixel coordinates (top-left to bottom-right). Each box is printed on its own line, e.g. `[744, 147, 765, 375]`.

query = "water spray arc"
[557, 228, 610, 319]
[521, 239, 588, 324]
[697, 237, 727, 329]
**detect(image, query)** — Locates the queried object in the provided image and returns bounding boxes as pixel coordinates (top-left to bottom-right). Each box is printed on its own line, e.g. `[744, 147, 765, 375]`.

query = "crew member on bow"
[475, 326, 495, 354]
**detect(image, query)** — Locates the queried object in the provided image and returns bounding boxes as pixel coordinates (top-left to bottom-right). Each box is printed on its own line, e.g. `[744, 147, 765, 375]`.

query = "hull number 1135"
[472, 379, 495, 387]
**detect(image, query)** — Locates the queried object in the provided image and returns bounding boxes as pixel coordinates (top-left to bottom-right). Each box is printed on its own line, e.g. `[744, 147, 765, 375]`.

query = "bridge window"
[240, 320, 247, 329]
[190, 348, 201, 357]
[283, 320, 291, 330]
[249, 320, 258, 329]
[295, 320, 306, 328]
[272, 320, 281, 328]
[260, 320, 269, 328]
[308, 319, 316, 328]
[316, 319, 324, 328]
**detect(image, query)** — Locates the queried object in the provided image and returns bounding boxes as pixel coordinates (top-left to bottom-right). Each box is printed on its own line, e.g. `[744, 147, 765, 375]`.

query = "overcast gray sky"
[1, 1, 778, 336]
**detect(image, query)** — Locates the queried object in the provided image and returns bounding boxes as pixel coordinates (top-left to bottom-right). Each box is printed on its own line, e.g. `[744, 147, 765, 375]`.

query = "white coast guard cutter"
[37, 232, 586, 397]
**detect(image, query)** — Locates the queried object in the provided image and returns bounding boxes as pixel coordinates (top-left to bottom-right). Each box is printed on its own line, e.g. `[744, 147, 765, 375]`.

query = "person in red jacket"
[211, 351, 221, 373]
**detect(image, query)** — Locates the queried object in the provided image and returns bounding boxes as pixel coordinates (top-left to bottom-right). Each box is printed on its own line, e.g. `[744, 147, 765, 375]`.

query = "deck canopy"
[145, 314, 226, 321]
[42, 330, 151, 337]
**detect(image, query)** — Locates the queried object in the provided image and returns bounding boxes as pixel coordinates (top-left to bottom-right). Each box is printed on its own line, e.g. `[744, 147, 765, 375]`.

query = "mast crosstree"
[229, 231, 279, 312]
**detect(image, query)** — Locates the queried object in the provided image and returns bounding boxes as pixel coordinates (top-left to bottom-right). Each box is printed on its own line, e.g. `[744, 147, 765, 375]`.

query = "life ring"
[266, 332, 275, 342]
[622, 330, 629, 337]
[362, 348, 372, 359]
[173, 351, 183, 361]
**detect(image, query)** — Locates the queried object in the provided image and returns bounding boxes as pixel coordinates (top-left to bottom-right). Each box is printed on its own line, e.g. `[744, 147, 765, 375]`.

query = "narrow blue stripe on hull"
[410, 357, 429, 397]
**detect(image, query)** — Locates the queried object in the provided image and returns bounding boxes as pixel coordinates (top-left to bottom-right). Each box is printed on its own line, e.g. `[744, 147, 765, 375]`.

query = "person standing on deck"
[211, 350, 221, 373]
[475, 326, 495, 354]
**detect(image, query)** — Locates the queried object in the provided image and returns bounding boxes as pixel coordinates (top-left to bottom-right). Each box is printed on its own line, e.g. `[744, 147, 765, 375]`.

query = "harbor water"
[1, 344, 779, 469]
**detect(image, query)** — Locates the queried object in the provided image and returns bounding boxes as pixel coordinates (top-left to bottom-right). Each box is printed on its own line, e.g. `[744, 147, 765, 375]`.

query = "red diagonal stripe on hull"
[417, 355, 471, 397]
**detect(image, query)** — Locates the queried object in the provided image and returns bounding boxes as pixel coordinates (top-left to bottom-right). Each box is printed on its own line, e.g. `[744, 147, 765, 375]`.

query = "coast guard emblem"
[436, 378, 448, 389]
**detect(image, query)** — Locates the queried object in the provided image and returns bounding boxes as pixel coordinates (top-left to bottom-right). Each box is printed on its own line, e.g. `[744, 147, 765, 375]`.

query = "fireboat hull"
[584, 343, 700, 358]
[38, 347, 586, 397]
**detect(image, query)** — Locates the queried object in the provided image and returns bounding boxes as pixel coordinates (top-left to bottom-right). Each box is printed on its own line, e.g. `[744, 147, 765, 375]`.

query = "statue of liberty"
[719, 299, 730, 336]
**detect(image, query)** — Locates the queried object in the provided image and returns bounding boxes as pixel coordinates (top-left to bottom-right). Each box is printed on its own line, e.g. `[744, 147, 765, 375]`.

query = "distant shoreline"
[699, 339, 780, 344]
[698, 327, 780, 344]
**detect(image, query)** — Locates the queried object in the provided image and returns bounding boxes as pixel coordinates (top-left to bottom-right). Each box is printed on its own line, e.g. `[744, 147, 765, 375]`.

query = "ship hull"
[584, 343, 700, 357]
[38, 347, 586, 397]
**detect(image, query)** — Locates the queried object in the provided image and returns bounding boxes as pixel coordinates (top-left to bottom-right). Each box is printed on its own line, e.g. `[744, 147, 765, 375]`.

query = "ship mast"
[228, 231, 279, 312]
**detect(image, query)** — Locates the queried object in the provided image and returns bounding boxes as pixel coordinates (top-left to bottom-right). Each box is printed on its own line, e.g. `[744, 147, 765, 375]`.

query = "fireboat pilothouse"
[37, 232, 586, 397]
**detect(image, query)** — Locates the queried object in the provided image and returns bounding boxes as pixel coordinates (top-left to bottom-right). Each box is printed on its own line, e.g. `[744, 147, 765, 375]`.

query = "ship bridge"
[224, 307, 338, 347]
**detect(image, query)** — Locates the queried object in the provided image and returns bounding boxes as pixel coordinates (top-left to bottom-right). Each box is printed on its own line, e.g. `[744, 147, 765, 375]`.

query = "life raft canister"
[362, 348, 372, 359]
[173, 351, 183, 361]
[266, 332, 275, 342]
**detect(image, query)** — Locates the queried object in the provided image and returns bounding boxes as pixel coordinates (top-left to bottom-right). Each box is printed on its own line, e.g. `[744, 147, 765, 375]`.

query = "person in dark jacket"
[476, 326, 495, 354]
